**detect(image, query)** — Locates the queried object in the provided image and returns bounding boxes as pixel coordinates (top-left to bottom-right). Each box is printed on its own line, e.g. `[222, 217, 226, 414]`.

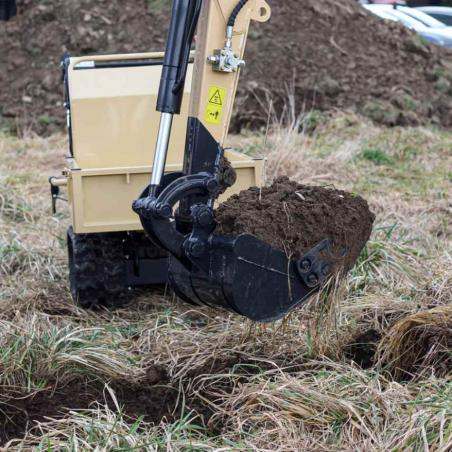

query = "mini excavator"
[2, 0, 343, 322]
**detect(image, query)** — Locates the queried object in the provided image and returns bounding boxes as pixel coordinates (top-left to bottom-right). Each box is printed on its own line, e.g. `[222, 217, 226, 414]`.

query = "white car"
[364, 4, 452, 48]
[417, 7, 452, 27]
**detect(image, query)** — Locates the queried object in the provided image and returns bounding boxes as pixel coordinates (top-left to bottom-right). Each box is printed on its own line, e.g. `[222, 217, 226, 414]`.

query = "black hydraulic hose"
[227, 0, 249, 28]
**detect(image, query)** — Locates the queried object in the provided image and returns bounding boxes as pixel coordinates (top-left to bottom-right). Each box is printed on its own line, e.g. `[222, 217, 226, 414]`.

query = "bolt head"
[187, 240, 206, 258]
[321, 264, 332, 277]
[307, 273, 319, 287]
[299, 259, 311, 272]
[206, 179, 219, 193]
[157, 203, 172, 219]
[197, 209, 214, 228]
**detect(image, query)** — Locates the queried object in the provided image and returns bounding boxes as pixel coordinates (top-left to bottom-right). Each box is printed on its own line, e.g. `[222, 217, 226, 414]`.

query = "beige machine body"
[59, 0, 270, 235]
[61, 0, 271, 234]
[63, 51, 264, 234]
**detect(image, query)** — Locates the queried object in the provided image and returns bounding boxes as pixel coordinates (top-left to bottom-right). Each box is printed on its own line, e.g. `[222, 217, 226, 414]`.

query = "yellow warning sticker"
[204, 86, 227, 125]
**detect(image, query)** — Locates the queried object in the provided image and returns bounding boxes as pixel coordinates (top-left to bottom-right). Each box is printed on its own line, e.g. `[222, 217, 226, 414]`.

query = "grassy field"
[0, 113, 451, 450]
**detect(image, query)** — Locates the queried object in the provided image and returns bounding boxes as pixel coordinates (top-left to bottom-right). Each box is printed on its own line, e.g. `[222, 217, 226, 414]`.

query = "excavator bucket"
[134, 149, 360, 323]
[169, 235, 334, 322]
[133, 0, 373, 322]
[136, 186, 337, 322]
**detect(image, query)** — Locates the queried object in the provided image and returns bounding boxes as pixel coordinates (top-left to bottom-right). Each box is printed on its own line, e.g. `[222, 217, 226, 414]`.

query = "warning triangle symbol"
[209, 89, 223, 106]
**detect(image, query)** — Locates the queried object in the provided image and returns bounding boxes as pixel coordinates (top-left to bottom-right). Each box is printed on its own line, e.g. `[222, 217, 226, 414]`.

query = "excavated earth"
[216, 177, 375, 273]
[0, 355, 250, 446]
[1, 0, 452, 134]
[0, 366, 216, 446]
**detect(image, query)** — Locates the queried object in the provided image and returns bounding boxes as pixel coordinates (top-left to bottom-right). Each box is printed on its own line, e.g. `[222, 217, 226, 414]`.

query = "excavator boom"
[0, 0, 17, 21]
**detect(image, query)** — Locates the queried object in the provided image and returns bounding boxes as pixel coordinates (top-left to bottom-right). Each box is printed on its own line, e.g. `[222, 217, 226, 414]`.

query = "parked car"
[364, 4, 452, 48]
[417, 7, 452, 26]
[396, 5, 452, 29]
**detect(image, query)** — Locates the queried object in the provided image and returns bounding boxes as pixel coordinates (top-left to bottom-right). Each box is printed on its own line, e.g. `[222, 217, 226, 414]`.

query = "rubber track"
[67, 227, 131, 308]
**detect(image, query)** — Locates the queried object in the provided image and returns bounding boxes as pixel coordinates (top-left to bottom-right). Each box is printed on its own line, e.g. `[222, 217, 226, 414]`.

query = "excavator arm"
[0, 0, 16, 21]
[133, 0, 336, 323]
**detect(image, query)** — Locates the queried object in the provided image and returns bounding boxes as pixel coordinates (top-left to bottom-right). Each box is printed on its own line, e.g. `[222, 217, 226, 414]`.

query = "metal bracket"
[49, 176, 68, 215]
[207, 0, 271, 73]
[207, 47, 245, 73]
[296, 239, 334, 288]
[250, 0, 271, 22]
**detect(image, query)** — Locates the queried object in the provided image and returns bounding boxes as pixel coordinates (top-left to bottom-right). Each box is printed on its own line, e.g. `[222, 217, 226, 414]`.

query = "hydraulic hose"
[227, 0, 249, 28]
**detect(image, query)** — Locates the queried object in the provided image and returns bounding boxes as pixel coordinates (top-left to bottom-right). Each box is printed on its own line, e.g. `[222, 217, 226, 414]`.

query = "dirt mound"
[0, 0, 169, 134]
[215, 177, 375, 273]
[236, 0, 452, 129]
[1, 0, 452, 134]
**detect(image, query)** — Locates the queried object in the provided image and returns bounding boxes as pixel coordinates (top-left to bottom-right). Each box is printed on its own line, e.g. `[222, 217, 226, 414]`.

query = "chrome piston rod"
[150, 112, 174, 193]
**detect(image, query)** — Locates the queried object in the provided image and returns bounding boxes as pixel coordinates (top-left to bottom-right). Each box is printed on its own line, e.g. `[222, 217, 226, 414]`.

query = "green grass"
[359, 147, 395, 165]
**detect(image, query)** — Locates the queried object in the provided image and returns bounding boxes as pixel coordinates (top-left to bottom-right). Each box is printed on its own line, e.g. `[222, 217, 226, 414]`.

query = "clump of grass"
[0, 233, 61, 279]
[203, 361, 451, 451]
[376, 306, 452, 380]
[359, 147, 394, 165]
[350, 224, 424, 292]
[0, 315, 146, 393]
[0, 178, 35, 223]
[14, 400, 216, 451]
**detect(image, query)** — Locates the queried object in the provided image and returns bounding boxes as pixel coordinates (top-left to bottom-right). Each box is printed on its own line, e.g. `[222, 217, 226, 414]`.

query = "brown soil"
[1, 0, 452, 135]
[344, 329, 382, 369]
[0, 0, 169, 134]
[0, 356, 262, 445]
[215, 177, 375, 272]
[0, 371, 214, 445]
[236, 0, 452, 130]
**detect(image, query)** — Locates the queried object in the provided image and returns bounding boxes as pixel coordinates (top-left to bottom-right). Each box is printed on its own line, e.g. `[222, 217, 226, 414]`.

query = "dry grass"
[0, 114, 451, 449]
[202, 361, 451, 451]
[376, 306, 451, 380]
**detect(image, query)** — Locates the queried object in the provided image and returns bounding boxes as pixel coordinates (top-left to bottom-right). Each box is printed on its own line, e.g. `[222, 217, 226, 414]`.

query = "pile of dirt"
[215, 177, 375, 273]
[236, 0, 452, 129]
[1, 0, 452, 134]
[0, 0, 169, 134]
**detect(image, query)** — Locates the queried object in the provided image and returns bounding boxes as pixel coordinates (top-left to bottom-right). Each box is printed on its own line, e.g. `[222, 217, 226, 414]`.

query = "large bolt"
[321, 264, 332, 277]
[196, 209, 214, 228]
[299, 259, 311, 273]
[307, 273, 319, 287]
[186, 240, 206, 258]
[206, 178, 219, 193]
[156, 203, 172, 219]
